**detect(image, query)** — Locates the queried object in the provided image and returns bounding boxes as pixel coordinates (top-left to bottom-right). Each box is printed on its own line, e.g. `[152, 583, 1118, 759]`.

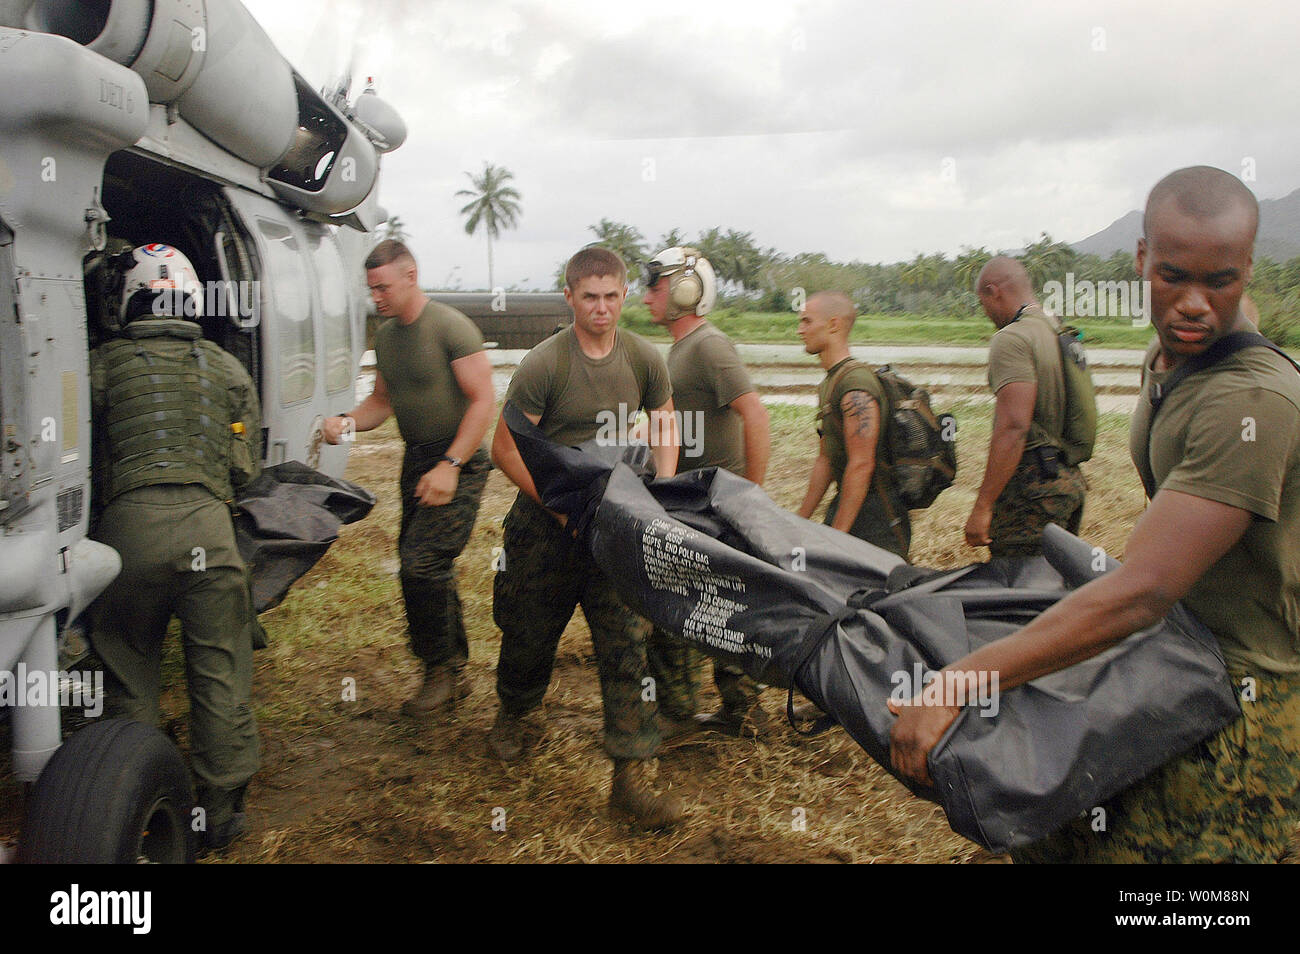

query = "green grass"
[619, 305, 1156, 349]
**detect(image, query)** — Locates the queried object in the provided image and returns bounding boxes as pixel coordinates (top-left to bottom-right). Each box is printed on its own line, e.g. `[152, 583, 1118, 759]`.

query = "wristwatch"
[439, 454, 463, 468]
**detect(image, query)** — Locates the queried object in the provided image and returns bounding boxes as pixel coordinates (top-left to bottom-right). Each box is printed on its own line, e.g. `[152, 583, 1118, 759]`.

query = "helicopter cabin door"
[222, 188, 360, 479]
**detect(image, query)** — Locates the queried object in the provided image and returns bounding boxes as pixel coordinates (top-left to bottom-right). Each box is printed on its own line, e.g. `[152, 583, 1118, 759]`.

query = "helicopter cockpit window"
[258, 219, 315, 406]
[267, 75, 348, 194]
[309, 231, 353, 394]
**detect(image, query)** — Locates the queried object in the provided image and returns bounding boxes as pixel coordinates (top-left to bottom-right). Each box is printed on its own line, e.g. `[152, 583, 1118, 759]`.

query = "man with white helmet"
[642, 246, 771, 737]
[88, 243, 262, 853]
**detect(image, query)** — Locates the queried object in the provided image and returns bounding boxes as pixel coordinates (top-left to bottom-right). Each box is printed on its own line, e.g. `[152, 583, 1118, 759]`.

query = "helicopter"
[0, 0, 406, 862]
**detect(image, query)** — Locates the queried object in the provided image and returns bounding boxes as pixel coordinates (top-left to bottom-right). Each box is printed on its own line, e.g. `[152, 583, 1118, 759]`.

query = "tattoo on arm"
[844, 391, 879, 438]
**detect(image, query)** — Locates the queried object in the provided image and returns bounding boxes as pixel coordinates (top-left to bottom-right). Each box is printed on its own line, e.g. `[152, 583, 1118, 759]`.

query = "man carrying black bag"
[890, 166, 1300, 863]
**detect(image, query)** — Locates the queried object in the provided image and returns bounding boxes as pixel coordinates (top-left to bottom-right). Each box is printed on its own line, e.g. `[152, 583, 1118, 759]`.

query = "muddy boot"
[696, 703, 766, 739]
[656, 709, 702, 746]
[487, 706, 527, 763]
[199, 785, 248, 854]
[401, 662, 469, 719]
[609, 759, 684, 831]
[202, 813, 247, 854]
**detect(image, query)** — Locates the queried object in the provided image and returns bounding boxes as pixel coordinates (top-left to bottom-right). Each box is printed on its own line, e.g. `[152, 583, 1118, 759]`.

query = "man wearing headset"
[642, 246, 772, 738]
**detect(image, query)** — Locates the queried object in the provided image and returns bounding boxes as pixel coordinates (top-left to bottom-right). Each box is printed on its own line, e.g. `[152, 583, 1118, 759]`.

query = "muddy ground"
[3, 398, 1295, 863]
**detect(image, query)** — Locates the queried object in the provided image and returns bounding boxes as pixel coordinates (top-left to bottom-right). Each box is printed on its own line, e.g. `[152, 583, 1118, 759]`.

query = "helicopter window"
[257, 219, 315, 406]
[308, 230, 353, 394]
[314, 152, 336, 182]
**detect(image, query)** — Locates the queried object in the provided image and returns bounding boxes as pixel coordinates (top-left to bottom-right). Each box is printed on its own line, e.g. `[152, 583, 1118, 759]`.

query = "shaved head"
[1143, 166, 1259, 243]
[1137, 166, 1259, 365]
[974, 256, 1036, 327]
[975, 256, 1032, 298]
[808, 290, 856, 329]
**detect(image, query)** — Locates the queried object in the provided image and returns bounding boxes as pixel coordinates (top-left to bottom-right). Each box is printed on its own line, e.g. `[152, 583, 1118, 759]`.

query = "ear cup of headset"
[670, 271, 703, 310]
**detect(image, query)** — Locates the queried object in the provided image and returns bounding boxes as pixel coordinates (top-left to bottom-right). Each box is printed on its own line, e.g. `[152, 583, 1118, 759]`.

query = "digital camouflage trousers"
[646, 628, 760, 720]
[492, 493, 661, 760]
[989, 452, 1087, 558]
[1010, 668, 1300, 863]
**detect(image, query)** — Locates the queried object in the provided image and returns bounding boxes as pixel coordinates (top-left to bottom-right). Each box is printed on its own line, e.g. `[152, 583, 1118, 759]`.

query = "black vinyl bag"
[232, 461, 375, 613]
[504, 402, 1241, 852]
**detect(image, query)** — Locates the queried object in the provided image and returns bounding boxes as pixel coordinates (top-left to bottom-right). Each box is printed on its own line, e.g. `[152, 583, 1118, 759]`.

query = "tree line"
[387, 159, 1300, 345]
[566, 222, 1300, 344]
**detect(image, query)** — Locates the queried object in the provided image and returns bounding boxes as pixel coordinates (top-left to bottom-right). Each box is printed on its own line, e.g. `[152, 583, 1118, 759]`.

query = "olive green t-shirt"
[374, 300, 485, 446]
[507, 327, 672, 447]
[668, 322, 754, 475]
[817, 358, 894, 495]
[987, 306, 1066, 453]
[1129, 340, 1300, 674]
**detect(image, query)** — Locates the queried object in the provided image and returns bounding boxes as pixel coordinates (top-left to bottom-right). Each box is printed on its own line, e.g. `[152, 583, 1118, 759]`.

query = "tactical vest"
[96, 319, 242, 503]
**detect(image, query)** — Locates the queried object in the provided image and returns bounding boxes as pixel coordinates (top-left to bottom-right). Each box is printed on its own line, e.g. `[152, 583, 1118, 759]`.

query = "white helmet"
[645, 246, 717, 319]
[120, 243, 203, 322]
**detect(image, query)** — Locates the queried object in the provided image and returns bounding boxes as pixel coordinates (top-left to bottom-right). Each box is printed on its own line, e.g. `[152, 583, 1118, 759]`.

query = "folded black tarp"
[504, 403, 1241, 852]
[232, 462, 376, 613]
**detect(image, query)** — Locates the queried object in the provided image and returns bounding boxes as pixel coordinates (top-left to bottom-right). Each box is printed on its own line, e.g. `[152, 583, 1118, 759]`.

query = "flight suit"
[89, 318, 261, 827]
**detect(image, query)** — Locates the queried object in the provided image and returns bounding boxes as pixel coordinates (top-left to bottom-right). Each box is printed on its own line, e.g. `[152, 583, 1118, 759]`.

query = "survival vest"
[1014, 309, 1097, 466]
[822, 360, 957, 510]
[93, 319, 258, 505]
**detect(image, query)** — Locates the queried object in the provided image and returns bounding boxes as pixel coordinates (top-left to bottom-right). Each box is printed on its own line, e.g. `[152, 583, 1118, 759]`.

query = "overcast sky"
[243, 0, 1300, 290]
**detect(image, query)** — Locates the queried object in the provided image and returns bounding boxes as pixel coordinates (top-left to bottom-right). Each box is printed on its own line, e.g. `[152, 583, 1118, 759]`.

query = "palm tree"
[954, 246, 992, 295]
[456, 162, 522, 289]
[380, 214, 409, 244]
[586, 219, 647, 284]
[1020, 233, 1076, 293]
[656, 228, 686, 251]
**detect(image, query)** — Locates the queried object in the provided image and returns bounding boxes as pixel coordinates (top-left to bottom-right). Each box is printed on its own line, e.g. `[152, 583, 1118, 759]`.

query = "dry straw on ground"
[5, 399, 1291, 863]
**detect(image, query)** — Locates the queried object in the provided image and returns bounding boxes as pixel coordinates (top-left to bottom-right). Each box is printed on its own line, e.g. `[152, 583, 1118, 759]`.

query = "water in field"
[359, 344, 1145, 413]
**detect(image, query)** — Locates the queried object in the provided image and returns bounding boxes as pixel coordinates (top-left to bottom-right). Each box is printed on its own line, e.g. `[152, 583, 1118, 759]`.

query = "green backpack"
[1053, 324, 1098, 465]
[1016, 312, 1097, 466]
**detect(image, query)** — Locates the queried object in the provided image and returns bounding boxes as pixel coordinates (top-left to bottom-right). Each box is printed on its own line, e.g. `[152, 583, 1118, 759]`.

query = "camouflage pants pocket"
[989, 461, 1086, 558]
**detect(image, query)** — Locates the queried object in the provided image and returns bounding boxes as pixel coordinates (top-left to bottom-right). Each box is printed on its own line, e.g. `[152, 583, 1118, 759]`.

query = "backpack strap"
[1138, 332, 1300, 498]
[825, 360, 908, 550]
[1011, 305, 1071, 452]
[826, 358, 868, 406]
[820, 358, 877, 435]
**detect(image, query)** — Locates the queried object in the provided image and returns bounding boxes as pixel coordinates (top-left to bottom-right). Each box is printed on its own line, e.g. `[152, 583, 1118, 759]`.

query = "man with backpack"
[796, 291, 911, 559]
[966, 257, 1090, 557]
[487, 246, 685, 830]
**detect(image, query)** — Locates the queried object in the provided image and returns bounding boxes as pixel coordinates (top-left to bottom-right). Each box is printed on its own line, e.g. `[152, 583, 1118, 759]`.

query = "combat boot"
[487, 707, 526, 762]
[656, 709, 702, 745]
[200, 785, 248, 854]
[609, 759, 684, 831]
[400, 662, 470, 719]
[696, 703, 768, 739]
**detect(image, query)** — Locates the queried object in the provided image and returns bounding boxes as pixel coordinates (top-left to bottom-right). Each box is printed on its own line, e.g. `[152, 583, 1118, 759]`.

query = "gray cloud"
[243, 0, 1300, 288]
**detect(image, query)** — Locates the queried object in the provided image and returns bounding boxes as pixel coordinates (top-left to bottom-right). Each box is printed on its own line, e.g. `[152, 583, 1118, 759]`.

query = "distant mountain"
[1071, 210, 1143, 258]
[1071, 188, 1300, 261]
